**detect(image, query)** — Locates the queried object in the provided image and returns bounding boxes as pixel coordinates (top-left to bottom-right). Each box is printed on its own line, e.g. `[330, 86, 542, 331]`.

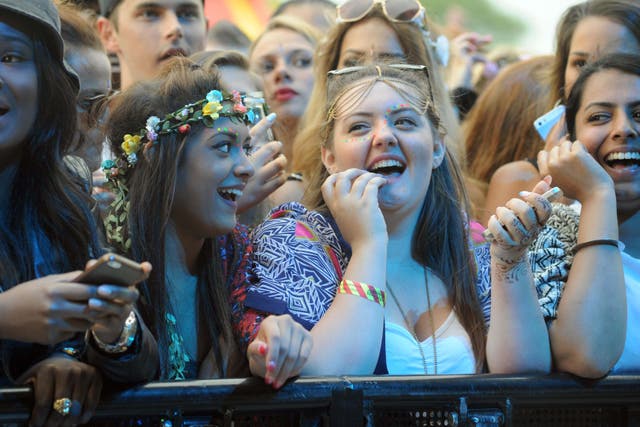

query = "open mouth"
[218, 188, 243, 202]
[604, 151, 640, 170]
[367, 159, 406, 176]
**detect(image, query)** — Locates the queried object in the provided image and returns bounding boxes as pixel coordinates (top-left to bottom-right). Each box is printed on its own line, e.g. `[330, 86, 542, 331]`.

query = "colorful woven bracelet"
[337, 279, 386, 307]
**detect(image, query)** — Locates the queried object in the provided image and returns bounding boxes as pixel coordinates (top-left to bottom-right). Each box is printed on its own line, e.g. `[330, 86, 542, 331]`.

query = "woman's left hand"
[19, 354, 102, 427]
[87, 260, 150, 344]
[487, 179, 554, 266]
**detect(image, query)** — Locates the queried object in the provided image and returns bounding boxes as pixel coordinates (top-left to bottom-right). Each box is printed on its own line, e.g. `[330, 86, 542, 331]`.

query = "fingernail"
[273, 381, 281, 389]
[265, 376, 273, 385]
[267, 360, 276, 372]
[267, 113, 277, 123]
[258, 343, 267, 356]
[518, 191, 530, 197]
[98, 286, 112, 297]
[543, 175, 552, 184]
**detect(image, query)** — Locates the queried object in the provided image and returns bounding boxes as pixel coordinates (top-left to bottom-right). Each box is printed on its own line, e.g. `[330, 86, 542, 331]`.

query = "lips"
[160, 47, 187, 61]
[273, 88, 297, 102]
[217, 187, 244, 203]
[366, 156, 407, 176]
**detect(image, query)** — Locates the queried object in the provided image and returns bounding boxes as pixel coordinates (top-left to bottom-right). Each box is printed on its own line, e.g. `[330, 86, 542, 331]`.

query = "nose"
[235, 150, 255, 181]
[371, 119, 398, 148]
[164, 11, 183, 41]
[273, 60, 291, 83]
[612, 112, 639, 140]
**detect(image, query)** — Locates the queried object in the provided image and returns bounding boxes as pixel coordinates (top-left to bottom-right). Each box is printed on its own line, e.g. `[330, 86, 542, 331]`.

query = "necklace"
[386, 265, 438, 375]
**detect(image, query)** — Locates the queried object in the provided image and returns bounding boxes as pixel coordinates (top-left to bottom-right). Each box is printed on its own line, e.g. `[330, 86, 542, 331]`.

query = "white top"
[385, 311, 476, 375]
[611, 246, 640, 373]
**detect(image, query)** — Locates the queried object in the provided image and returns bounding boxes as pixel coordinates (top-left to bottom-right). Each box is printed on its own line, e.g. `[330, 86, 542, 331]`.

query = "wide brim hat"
[0, 0, 79, 91]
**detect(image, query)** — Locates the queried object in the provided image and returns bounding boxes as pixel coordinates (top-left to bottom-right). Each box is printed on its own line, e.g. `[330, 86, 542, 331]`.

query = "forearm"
[302, 240, 387, 375]
[487, 259, 551, 374]
[551, 191, 625, 377]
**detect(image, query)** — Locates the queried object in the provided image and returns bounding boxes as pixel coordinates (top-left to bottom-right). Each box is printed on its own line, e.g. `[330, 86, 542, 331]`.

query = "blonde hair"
[250, 15, 321, 59]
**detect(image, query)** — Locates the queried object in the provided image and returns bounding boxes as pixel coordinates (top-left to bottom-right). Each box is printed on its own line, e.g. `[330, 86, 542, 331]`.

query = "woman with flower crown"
[102, 57, 311, 381]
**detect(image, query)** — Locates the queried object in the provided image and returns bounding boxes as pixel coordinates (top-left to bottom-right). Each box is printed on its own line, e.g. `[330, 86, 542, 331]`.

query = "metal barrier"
[1, 374, 639, 426]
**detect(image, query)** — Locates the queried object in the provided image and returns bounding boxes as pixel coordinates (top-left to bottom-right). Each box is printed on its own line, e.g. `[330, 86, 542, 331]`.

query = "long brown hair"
[464, 56, 553, 214]
[308, 65, 486, 372]
[293, 6, 463, 181]
[105, 58, 240, 378]
[551, 0, 640, 103]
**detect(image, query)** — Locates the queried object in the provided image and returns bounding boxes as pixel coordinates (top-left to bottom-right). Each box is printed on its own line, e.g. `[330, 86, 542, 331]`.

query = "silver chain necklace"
[386, 265, 438, 375]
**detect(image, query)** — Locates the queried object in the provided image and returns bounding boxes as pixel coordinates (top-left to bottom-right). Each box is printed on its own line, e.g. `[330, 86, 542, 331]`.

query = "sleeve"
[245, 202, 348, 331]
[85, 311, 159, 383]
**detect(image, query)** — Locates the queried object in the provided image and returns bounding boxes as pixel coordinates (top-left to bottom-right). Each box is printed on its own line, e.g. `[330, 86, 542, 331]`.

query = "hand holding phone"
[74, 253, 148, 287]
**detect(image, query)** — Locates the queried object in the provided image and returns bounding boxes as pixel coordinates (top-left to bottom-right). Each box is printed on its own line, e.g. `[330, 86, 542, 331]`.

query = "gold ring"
[53, 397, 72, 416]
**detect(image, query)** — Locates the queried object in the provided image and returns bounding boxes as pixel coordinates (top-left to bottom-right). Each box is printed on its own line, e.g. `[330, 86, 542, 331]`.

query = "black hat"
[0, 0, 79, 90]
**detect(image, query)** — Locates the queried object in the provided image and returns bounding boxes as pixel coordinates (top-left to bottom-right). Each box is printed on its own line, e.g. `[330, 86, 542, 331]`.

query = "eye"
[341, 57, 361, 68]
[256, 60, 275, 74]
[571, 58, 587, 69]
[633, 109, 640, 122]
[587, 112, 611, 123]
[0, 53, 23, 63]
[291, 53, 312, 68]
[138, 7, 160, 19]
[394, 117, 418, 128]
[347, 122, 371, 134]
[215, 142, 233, 153]
[177, 8, 200, 20]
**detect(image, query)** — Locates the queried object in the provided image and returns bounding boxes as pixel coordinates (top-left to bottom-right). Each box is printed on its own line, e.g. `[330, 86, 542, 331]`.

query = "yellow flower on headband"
[121, 134, 142, 156]
[202, 101, 223, 120]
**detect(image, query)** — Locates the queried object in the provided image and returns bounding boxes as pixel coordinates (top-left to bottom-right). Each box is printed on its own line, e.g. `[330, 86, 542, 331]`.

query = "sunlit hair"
[59, 1, 104, 52]
[293, 5, 463, 184]
[0, 11, 101, 288]
[464, 56, 554, 216]
[551, 0, 640, 103]
[308, 65, 486, 371]
[566, 53, 640, 140]
[249, 14, 321, 59]
[105, 57, 243, 379]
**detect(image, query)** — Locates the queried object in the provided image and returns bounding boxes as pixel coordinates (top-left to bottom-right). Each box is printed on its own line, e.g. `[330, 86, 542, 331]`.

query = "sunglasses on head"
[336, 0, 425, 24]
[327, 63, 435, 107]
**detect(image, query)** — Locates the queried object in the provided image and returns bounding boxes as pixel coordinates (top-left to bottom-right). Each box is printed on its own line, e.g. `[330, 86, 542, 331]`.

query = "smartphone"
[482, 187, 564, 242]
[244, 91, 274, 142]
[533, 104, 566, 141]
[74, 253, 148, 287]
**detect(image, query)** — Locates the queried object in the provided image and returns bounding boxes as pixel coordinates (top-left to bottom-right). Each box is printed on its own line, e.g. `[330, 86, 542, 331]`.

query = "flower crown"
[101, 89, 257, 181]
[100, 89, 256, 251]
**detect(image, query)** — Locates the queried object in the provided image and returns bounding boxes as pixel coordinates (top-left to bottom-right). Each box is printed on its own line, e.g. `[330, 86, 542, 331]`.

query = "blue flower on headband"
[206, 90, 223, 103]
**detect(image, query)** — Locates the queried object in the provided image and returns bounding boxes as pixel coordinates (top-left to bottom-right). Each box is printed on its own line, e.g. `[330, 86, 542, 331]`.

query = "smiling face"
[0, 18, 37, 162]
[337, 17, 405, 68]
[171, 117, 255, 238]
[104, 0, 206, 89]
[565, 16, 640, 99]
[574, 68, 640, 219]
[250, 28, 314, 122]
[322, 80, 444, 219]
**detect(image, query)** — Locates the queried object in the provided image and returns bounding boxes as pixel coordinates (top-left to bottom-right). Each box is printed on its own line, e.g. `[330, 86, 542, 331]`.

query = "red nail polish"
[258, 343, 267, 356]
[265, 376, 272, 385]
[267, 360, 276, 371]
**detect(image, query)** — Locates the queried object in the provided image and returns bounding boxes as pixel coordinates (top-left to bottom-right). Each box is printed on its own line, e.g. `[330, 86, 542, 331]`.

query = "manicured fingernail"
[265, 376, 273, 385]
[267, 113, 277, 123]
[258, 343, 267, 356]
[518, 191, 530, 197]
[543, 175, 552, 184]
[98, 286, 112, 297]
[267, 360, 276, 371]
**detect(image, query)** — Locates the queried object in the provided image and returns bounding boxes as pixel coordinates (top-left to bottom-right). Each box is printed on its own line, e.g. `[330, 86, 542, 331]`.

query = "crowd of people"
[0, 0, 638, 424]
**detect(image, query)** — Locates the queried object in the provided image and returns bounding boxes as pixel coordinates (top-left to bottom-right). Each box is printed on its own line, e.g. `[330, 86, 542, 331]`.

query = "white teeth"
[605, 152, 640, 161]
[218, 188, 243, 200]
[369, 159, 404, 170]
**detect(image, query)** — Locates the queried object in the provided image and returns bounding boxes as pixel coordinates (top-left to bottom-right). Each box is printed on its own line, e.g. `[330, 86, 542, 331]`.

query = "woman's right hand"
[0, 273, 98, 345]
[247, 314, 312, 389]
[321, 169, 387, 248]
[538, 140, 613, 202]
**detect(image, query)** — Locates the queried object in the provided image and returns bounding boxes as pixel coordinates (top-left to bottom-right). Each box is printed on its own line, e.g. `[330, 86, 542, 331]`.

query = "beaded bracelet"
[337, 279, 386, 307]
[572, 239, 619, 255]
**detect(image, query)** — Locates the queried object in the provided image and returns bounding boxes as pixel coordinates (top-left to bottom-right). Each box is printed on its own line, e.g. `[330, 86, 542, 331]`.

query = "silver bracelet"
[90, 311, 138, 354]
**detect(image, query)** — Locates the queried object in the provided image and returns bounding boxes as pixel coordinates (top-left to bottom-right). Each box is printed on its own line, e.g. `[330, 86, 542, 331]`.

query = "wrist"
[89, 311, 138, 354]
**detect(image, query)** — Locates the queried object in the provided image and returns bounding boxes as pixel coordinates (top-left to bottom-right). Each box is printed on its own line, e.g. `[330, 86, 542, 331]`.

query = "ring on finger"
[53, 397, 72, 416]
